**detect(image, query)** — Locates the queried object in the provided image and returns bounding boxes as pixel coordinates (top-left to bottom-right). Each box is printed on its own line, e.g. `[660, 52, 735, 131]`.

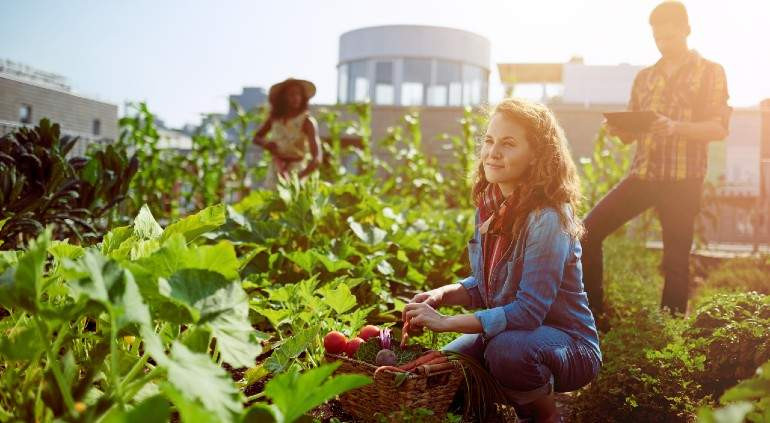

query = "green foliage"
[246, 362, 370, 423]
[4, 106, 770, 423]
[703, 255, 770, 295]
[0, 207, 308, 422]
[698, 360, 770, 423]
[0, 119, 137, 248]
[573, 238, 770, 422]
[577, 127, 631, 215]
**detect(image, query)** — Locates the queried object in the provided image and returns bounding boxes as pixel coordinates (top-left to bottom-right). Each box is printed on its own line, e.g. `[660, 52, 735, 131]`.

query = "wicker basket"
[325, 352, 465, 421]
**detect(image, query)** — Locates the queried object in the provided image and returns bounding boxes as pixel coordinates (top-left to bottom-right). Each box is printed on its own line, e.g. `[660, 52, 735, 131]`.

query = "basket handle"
[374, 366, 410, 388]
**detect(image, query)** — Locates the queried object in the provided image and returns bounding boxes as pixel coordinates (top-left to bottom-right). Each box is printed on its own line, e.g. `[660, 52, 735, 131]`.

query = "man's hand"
[604, 121, 637, 145]
[649, 114, 680, 137]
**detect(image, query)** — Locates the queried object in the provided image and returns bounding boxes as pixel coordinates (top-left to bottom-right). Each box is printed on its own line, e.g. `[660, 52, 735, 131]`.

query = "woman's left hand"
[403, 302, 448, 333]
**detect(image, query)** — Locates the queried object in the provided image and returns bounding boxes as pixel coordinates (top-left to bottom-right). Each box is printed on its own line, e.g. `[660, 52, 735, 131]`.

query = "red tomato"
[358, 325, 380, 341]
[345, 337, 365, 357]
[324, 331, 348, 354]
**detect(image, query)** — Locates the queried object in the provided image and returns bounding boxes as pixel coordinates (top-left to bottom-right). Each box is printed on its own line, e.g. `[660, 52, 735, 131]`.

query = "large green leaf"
[155, 342, 243, 422]
[131, 235, 240, 283]
[209, 312, 265, 368]
[0, 323, 43, 361]
[184, 241, 240, 280]
[160, 383, 220, 423]
[319, 282, 357, 315]
[312, 251, 353, 273]
[698, 402, 754, 423]
[0, 228, 50, 311]
[159, 269, 236, 322]
[160, 203, 226, 243]
[48, 240, 85, 262]
[134, 204, 163, 240]
[102, 226, 134, 255]
[285, 250, 315, 274]
[347, 218, 387, 245]
[101, 394, 171, 423]
[264, 327, 319, 374]
[158, 269, 261, 367]
[66, 250, 151, 331]
[264, 362, 371, 423]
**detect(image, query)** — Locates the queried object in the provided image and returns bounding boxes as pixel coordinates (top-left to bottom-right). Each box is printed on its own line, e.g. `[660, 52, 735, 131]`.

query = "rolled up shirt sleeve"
[474, 209, 570, 339]
[699, 63, 732, 130]
[459, 276, 483, 309]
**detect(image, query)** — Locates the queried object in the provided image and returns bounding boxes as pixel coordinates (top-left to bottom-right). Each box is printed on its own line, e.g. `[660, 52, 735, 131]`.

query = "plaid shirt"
[628, 50, 731, 181]
[479, 184, 514, 305]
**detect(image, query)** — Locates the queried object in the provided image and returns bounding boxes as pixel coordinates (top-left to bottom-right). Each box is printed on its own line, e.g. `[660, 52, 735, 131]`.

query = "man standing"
[582, 1, 731, 319]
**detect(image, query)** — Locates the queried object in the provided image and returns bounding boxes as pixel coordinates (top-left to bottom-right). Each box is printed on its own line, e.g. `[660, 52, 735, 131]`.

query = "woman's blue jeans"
[443, 325, 601, 404]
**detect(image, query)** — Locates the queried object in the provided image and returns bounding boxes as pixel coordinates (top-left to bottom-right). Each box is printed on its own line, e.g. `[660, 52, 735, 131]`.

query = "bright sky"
[2, 0, 768, 128]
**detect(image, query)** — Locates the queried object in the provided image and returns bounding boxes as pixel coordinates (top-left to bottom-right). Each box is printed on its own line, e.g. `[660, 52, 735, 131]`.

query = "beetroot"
[375, 349, 397, 366]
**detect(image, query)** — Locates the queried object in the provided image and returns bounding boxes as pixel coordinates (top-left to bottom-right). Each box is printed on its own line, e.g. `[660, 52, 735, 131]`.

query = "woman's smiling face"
[481, 113, 535, 195]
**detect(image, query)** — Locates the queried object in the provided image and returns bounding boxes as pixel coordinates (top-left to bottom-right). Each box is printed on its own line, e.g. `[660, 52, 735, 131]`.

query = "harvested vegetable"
[375, 349, 397, 366]
[345, 337, 365, 356]
[323, 331, 348, 354]
[358, 325, 380, 341]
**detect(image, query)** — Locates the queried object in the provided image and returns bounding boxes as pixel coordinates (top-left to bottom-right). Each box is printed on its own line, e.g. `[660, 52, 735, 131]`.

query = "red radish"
[345, 337, 365, 357]
[358, 325, 381, 341]
[324, 331, 348, 354]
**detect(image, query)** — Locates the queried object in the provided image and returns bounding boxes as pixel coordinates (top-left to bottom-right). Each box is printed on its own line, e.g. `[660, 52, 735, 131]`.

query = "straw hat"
[268, 78, 316, 105]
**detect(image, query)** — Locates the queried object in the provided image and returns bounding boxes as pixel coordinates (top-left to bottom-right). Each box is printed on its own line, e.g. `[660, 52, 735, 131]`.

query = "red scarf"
[478, 184, 516, 303]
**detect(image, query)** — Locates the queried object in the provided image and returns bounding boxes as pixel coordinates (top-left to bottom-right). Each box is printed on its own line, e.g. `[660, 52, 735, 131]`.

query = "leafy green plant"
[701, 255, 770, 295]
[698, 359, 770, 423]
[245, 362, 370, 423]
[0, 119, 137, 248]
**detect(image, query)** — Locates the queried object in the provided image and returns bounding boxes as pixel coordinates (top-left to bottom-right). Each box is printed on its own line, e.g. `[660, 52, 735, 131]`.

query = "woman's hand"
[403, 302, 448, 333]
[409, 287, 444, 308]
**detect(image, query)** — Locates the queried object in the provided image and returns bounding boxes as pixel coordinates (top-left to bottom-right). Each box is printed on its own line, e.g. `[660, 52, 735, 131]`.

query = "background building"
[0, 59, 117, 156]
[337, 25, 490, 107]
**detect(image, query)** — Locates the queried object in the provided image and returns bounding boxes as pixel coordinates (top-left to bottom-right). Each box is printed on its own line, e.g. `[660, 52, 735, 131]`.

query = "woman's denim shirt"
[459, 206, 601, 358]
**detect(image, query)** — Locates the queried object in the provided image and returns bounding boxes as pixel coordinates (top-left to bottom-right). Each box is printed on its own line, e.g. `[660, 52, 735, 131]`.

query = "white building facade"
[337, 25, 491, 107]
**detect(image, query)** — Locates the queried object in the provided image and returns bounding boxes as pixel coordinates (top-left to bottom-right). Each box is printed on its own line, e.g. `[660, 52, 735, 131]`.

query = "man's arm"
[650, 63, 731, 142]
[651, 116, 728, 141]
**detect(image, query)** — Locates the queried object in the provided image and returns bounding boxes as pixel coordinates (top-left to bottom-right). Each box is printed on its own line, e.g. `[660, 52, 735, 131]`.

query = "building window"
[374, 61, 394, 105]
[401, 59, 431, 106]
[337, 63, 349, 103]
[462, 64, 487, 106]
[92, 119, 101, 136]
[19, 104, 32, 124]
[429, 61, 462, 106]
[348, 61, 369, 103]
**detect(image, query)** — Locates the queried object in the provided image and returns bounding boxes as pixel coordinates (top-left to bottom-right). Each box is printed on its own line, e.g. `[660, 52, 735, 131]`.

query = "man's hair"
[649, 1, 689, 28]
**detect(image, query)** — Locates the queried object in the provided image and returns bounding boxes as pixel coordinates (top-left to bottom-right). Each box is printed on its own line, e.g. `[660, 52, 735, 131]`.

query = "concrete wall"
[0, 76, 118, 154]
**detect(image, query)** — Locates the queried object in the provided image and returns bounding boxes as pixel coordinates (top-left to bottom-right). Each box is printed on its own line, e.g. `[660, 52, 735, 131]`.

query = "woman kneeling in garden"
[403, 98, 602, 422]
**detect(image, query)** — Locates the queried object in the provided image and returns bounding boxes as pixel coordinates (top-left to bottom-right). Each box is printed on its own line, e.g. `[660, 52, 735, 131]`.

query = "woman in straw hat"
[252, 78, 322, 187]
